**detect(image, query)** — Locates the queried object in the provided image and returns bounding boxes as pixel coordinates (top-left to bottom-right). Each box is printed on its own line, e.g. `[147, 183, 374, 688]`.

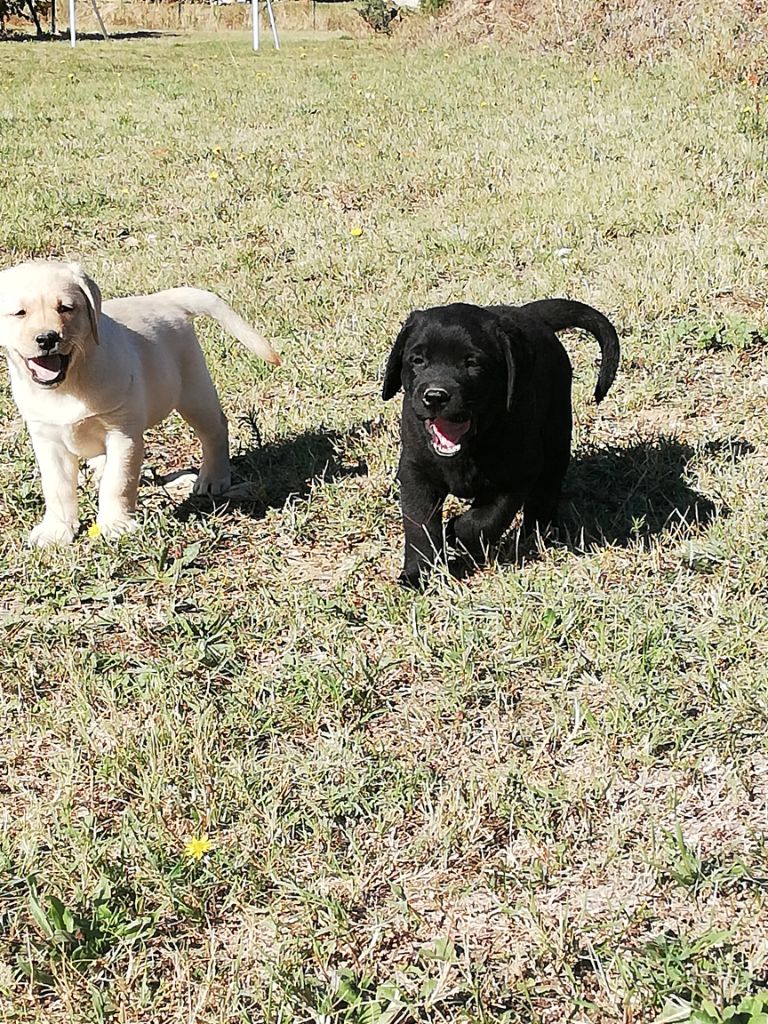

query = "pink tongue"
[433, 417, 470, 444]
[28, 356, 62, 382]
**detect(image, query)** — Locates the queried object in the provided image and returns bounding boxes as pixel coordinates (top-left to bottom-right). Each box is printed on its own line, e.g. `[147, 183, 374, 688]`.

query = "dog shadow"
[173, 425, 368, 522]
[488, 434, 751, 571]
[1, 30, 171, 41]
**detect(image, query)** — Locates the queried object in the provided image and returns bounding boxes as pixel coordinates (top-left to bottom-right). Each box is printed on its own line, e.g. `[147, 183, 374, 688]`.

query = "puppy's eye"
[58, 304, 74, 314]
[411, 354, 426, 367]
[11, 309, 26, 318]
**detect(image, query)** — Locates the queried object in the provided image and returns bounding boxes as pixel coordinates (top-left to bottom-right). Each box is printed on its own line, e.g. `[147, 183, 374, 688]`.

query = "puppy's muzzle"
[422, 386, 450, 412]
[27, 331, 70, 387]
[35, 330, 62, 353]
[419, 387, 472, 457]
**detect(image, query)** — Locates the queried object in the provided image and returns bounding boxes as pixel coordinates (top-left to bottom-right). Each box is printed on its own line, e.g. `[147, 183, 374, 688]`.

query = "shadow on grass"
[174, 425, 368, 523]
[484, 434, 752, 573]
[559, 435, 746, 546]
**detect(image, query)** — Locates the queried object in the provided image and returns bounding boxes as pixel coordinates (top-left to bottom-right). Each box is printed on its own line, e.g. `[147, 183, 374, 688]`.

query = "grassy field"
[2, 24, 768, 1024]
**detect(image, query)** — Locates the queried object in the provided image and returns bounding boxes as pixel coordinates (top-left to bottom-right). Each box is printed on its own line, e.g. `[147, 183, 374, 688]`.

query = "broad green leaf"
[28, 893, 55, 939]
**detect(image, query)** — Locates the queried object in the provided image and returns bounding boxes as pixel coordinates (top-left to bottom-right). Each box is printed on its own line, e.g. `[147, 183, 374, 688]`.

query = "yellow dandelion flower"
[87, 523, 101, 538]
[184, 835, 212, 861]
[209, 170, 219, 182]
[350, 226, 364, 237]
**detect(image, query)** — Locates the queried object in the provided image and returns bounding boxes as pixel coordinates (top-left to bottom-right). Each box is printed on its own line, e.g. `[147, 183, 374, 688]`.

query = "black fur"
[382, 299, 621, 587]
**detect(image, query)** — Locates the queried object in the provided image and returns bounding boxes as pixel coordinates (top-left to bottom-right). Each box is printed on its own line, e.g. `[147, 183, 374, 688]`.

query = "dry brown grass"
[416, 0, 768, 75]
[4, 0, 365, 38]
[10, 0, 768, 74]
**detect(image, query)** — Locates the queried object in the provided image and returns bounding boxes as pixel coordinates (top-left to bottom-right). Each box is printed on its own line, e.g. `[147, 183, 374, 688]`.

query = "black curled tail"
[521, 298, 621, 404]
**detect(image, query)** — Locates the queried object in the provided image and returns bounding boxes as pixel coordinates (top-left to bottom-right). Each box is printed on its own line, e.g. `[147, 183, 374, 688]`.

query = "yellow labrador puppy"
[0, 260, 280, 547]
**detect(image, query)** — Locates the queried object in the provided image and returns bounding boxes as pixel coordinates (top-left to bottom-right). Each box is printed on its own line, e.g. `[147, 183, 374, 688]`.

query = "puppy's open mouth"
[427, 417, 471, 457]
[26, 353, 70, 387]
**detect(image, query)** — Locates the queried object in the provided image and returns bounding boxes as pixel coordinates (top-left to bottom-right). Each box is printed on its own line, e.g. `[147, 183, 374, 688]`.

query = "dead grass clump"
[428, 0, 768, 71]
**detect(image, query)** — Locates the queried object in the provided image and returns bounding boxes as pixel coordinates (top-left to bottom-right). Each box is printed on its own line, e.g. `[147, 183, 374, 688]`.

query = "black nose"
[35, 331, 61, 352]
[423, 387, 450, 409]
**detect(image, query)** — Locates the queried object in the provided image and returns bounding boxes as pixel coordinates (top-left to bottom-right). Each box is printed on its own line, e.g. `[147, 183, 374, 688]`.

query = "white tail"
[159, 287, 280, 365]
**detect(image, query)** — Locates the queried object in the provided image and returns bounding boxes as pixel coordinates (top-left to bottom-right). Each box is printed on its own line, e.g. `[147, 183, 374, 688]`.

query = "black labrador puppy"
[382, 299, 620, 587]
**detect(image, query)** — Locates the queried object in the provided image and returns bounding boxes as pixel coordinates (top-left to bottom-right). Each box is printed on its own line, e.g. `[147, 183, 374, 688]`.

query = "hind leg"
[523, 404, 572, 533]
[176, 369, 231, 496]
[522, 467, 567, 533]
[85, 454, 106, 486]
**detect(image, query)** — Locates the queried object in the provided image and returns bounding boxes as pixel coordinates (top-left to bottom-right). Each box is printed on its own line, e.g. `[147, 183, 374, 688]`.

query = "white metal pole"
[68, 0, 75, 46]
[90, 0, 108, 38]
[252, 0, 259, 51]
[264, 0, 279, 50]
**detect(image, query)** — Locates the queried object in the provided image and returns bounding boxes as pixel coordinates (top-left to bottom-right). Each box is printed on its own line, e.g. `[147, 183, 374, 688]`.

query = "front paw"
[193, 470, 232, 497]
[96, 515, 139, 539]
[28, 518, 79, 548]
[447, 515, 486, 564]
[399, 561, 430, 590]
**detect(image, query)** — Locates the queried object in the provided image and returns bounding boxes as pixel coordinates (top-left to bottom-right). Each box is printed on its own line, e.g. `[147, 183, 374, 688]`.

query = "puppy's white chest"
[34, 417, 107, 460]
[23, 390, 108, 459]
[25, 391, 92, 426]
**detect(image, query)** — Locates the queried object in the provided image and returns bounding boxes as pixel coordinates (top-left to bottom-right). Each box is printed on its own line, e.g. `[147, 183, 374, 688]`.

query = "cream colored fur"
[0, 260, 280, 547]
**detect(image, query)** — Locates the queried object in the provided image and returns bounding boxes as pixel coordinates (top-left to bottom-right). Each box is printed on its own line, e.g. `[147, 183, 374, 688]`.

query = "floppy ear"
[494, 321, 529, 412]
[495, 323, 520, 411]
[68, 263, 102, 346]
[382, 313, 417, 401]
